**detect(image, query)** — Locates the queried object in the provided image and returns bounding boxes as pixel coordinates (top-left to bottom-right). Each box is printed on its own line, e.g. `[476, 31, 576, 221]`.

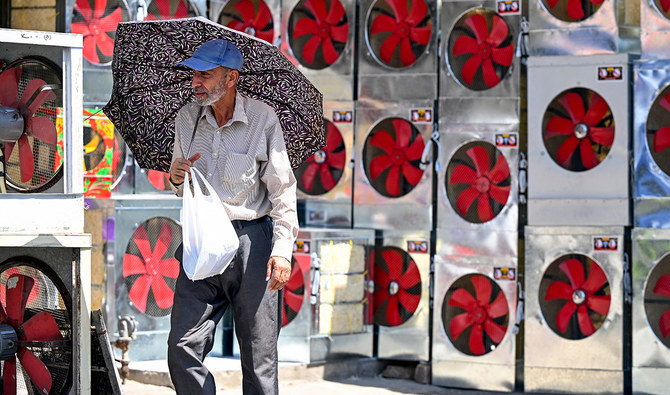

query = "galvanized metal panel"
[641, 0, 670, 59]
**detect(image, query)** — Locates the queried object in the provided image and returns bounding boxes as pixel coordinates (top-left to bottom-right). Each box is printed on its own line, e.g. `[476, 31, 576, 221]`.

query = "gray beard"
[195, 79, 228, 106]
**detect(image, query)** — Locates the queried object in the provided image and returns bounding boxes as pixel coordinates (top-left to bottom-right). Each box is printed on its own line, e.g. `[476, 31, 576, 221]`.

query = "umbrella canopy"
[103, 16, 325, 172]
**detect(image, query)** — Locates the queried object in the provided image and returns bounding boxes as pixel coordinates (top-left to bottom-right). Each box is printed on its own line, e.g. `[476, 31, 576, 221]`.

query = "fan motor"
[0, 323, 18, 361]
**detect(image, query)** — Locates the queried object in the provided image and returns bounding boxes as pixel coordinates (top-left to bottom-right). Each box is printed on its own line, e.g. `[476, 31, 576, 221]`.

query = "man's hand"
[169, 153, 201, 185]
[266, 256, 291, 291]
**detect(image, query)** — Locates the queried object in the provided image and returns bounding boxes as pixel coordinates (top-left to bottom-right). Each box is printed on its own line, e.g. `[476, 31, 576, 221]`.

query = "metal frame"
[641, 0, 670, 59]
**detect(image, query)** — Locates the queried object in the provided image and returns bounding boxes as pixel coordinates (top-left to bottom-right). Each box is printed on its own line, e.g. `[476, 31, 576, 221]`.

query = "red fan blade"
[375, 260, 390, 289]
[409, 25, 431, 45]
[452, 35, 479, 57]
[546, 0, 559, 6]
[545, 116, 574, 139]
[286, 264, 304, 290]
[158, 258, 180, 278]
[487, 153, 510, 184]
[481, 58, 501, 89]
[469, 323, 485, 355]
[83, 35, 101, 64]
[148, 170, 167, 190]
[466, 146, 490, 177]
[175, 0, 188, 18]
[325, 0, 346, 25]
[386, 296, 402, 326]
[579, 139, 599, 170]
[403, 134, 425, 161]
[556, 136, 580, 167]
[654, 274, 670, 298]
[556, 301, 577, 333]
[491, 44, 514, 67]
[3, 356, 16, 395]
[128, 275, 152, 313]
[151, 275, 175, 310]
[301, 162, 319, 191]
[93, 0, 107, 19]
[582, 263, 608, 293]
[74, 0, 93, 22]
[559, 259, 586, 289]
[586, 294, 610, 315]
[489, 16, 509, 47]
[489, 184, 510, 205]
[399, 37, 416, 67]
[559, 92, 586, 123]
[322, 37, 340, 65]
[450, 312, 474, 339]
[369, 155, 394, 180]
[567, 0, 585, 20]
[17, 135, 35, 183]
[6, 274, 34, 328]
[302, 35, 322, 65]
[449, 164, 477, 185]
[406, 0, 427, 25]
[293, 17, 320, 37]
[545, 280, 573, 301]
[25, 117, 58, 146]
[97, 11, 120, 56]
[381, 249, 403, 280]
[385, 165, 401, 196]
[151, 221, 174, 263]
[330, 22, 349, 43]
[370, 129, 396, 153]
[477, 196, 494, 222]
[0, 68, 21, 108]
[370, 14, 398, 35]
[17, 347, 52, 394]
[18, 79, 51, 116]
[253, 1, 273, 31]
[460, 55, 482, 87]
[471, 275, 492, 305]
[155, 0, 171, 18]
[449, 288, 477, 311]
[284, 288, 304, 312]
[456, 187, 479, 216]
[319, 164, 337, 190]
[327, 147, 346, 170]
[397, 259, 420, 289]
[654, 127, 670, 153]
[386, 0, 408, 21]
[132, 225, 154, 264]
[576, 304, 595, 336]
[20, 312, 63, 341]
[487, 290, 508, 319]
[305, 0, 328, 22]
[483, 318, 507, 343]
[401, 161, 424, 186]
[123, 254, 149, 277]
[235, 0, 256, 22]
[465, 14, 489, 42]
[374, 286, 390, 311]
[256, 29, 274, 43]
[659, 309, 670, 338]
[380, 34, 402, 65]
[583, 94, 609, 127]
[397, 287, 421, 314]
[661, 93, 670, 112]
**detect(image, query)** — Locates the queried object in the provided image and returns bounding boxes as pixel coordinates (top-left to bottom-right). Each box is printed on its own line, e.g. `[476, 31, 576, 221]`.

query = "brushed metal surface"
[640, 0, 670, 59]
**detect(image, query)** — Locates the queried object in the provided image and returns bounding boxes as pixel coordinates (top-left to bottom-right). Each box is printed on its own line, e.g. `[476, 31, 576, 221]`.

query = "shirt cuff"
[271, 238, 294, 262]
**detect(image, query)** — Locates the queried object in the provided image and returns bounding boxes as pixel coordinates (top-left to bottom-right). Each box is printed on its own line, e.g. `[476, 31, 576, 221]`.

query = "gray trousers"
[168, 217, 281, 394]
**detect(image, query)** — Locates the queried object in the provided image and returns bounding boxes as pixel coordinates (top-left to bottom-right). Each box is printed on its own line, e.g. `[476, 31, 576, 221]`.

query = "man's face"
[192, 66, 229, 106]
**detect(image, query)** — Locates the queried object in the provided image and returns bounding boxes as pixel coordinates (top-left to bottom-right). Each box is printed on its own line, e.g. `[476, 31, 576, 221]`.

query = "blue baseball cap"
[177, 39, 244, 71]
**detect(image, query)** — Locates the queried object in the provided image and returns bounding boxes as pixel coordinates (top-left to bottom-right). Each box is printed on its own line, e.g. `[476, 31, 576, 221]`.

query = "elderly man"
[167, 38, 298, 394]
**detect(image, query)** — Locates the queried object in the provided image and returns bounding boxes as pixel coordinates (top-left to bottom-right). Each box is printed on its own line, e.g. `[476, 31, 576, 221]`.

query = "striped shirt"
[170, 93, 298, 261]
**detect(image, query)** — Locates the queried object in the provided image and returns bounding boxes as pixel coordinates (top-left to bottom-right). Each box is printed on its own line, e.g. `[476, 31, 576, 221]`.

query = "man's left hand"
[266, 256, 291, 291]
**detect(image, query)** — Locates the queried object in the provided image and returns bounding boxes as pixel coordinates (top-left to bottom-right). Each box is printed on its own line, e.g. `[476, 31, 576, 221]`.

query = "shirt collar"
[201, 92, 249, 129]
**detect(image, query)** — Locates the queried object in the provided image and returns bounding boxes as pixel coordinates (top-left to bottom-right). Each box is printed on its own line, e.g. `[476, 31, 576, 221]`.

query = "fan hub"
[388, 281, 400, 296]
[475, 176, 490, 193]
[572, 289, 587, 305]
[472, 306, 487, 324]
[314, 149, 326, 164]
[245, 26, 256, 36]
[397, 22, 410, 38]
[90, 20, 101, 36]
[318, 23, 331, 39]
[0, 323, 18, 361]
[574, 123, 589, 139]
[392, 150, 406, 165]
[144, 258, 158, 276]
[478, 43, 492, 60]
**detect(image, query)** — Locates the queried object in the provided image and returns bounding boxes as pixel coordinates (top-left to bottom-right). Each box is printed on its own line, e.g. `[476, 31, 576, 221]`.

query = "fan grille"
[219, 0, 275, 43]
[446, 8, 514, 91]
[643, 252, 670, 347]
[294, 118, 346, 195]
[542, 87, 614, 172]
[646, 85, 670, 177]
[0, 260, 73, 395]
[123, 217, 182, 317]
[539, 254, 611, 340]
[540, 0, 605, 22]
[72, 0, 131, 65]
[372, 246, 422, 327]
[441, 273, 509, 356]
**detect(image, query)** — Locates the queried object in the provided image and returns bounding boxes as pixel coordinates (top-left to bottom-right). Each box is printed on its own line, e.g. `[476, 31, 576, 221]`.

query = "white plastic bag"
[181, 167, 239, 281]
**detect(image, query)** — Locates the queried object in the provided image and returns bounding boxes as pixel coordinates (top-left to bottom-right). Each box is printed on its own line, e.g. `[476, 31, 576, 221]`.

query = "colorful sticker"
[494, 267, 516, 280]
[597, 66, 623, 81]
[332, 110, 353, 123]
[407, 240, 429, 253]
[294, 240, 311, 254]
[410, 108, 433, 124]
[594, 237, 618, 251]
[497, 0, 521, 15]
[496, 133, 518, 147]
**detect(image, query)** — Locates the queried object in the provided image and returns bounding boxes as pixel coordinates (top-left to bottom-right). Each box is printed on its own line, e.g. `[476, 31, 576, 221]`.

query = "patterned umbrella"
[103, 16, 325, 172]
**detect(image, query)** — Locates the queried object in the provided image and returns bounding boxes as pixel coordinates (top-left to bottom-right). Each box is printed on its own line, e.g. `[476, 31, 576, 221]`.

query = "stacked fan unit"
[357, 0, 438, 100]
[524, 226, 627, 393]
[280, 0, 356, 100]
[0, 30, 92, 394]
[212, 0, 280, 45]
[527, 0, 618, 55]
[353, 100, 433, 230]
[277, 228, 374, 363]
[371, 230, 430, 361]
[294, 103, 354, 227]
[641, 0, 670, 59]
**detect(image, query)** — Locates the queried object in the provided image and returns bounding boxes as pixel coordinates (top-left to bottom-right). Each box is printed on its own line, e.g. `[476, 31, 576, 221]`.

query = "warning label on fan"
[594, 237, 618, 251]
[332, 110, 353, 123]
[597, 66, 623, 81]
[293, 240, 311, 254]
[497, 0, 520, 15]
[410, 108, 432, 124]
[407, 240, 429, 253]
[496, 133, 518, 147]
[494, 267, 516, 281]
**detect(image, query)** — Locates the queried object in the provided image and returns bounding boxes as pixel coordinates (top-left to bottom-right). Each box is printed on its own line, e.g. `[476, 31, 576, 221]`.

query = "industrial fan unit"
[641, 0, 670, 59]
[357, 0, 438, 100]
[439, 0, 520, 107]
[633, 59, 670, 228]
[372, 230, 430, 361]
[524, 226, 627, 393]
[211, 0, 280, 45]
[294, 102, 354, 227]
[277, 228, 374, 363]
[527, 0, 618, 55]
[432, 252, 517, 391]
[106, 197, 183, 361]
[281, 0, 356, 100]
[632, 227, 670, 394]
[353, 99, 433, 230]
[527, 54, 632, 227]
